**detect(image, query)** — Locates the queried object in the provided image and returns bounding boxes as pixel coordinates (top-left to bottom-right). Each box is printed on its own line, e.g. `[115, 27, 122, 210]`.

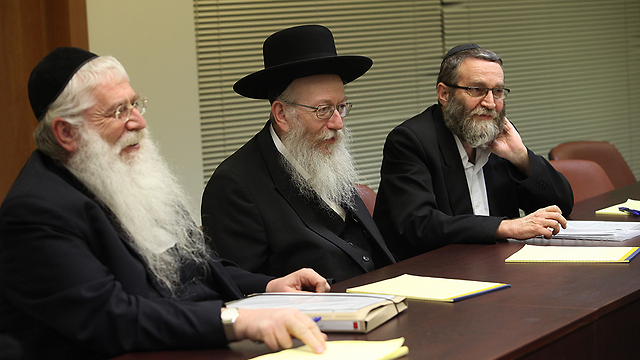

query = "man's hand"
[231, 308, 327, 353]
[488, 118, 531, 176]
[496, 205, 567, 240]
[266, 268, 331, 293]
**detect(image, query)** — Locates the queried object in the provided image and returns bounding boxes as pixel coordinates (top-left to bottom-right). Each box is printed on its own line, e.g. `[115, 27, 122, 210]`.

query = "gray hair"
[34, 56, 129, 160]
[437, 48, 503, 88]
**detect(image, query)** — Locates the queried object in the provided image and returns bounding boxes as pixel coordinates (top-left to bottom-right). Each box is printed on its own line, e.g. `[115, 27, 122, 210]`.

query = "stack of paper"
[346, 274, 510, 302]
[505, 244, 640, 263]
[250, 337, 408, 360]
[595, 199, 640, 216]
[551, 220, 640, 241]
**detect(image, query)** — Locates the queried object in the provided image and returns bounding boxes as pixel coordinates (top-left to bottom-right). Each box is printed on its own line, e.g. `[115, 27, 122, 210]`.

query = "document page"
[595, 199, 640, 215]
[552, 220, 640, 241]
[505, 244, 640, 262]
[346, 274, 509, 302]
[250, 337, 408, 360]
[226, 292, 396, 312]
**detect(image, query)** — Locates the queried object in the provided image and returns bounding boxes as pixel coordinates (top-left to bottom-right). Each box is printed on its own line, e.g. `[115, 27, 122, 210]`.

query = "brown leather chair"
[549, 140, 636, 189]
[354, 183, 376, 216]
[550, 159, 615, 203]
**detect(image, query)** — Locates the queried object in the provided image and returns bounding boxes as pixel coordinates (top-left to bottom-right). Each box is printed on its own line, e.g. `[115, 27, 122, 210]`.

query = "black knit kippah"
[28, 47, 98, 121]
[443, 43, 483, 60]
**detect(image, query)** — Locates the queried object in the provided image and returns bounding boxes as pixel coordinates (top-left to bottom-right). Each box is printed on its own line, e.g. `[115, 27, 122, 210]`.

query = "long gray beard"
[65, 126, 208, 295]
[280, 121, 359, 213]
[443, 94, 506, 149]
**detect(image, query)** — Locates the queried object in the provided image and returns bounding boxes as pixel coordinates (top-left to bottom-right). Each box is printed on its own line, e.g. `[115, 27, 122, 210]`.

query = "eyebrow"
[105, 94, 141, 114]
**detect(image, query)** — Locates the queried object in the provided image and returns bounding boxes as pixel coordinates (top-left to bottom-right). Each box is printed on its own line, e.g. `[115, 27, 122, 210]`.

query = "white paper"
[550, 220, 640, 241]
[226, 293, 396, 312]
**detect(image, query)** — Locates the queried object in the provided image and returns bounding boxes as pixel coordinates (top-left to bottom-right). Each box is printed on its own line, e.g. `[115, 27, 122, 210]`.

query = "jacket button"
[362, 255, 370, 262]
[348, 242, 354, 246]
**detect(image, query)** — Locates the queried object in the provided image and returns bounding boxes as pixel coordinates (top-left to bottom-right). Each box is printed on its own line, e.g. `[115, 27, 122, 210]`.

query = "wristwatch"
[221, 307, 239, 342]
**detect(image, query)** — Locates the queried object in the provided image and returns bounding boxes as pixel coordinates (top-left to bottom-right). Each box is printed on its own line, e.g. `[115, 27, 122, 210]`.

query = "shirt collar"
[453, 134, 491, 169]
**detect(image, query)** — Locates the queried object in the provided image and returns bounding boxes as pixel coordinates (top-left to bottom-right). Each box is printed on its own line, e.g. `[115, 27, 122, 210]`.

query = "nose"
[480, 91, 496, 110]
[125, 108, 147, 131]
[325, 108, 344, 130]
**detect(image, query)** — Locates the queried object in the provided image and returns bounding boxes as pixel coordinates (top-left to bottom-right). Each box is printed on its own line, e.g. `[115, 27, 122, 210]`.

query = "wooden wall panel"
[0, 0, 88, 202]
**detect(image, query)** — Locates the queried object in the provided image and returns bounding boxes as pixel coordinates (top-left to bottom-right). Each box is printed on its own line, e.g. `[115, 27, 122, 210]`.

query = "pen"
[312, 316, 322, 322]
[619, 207, 640, 216]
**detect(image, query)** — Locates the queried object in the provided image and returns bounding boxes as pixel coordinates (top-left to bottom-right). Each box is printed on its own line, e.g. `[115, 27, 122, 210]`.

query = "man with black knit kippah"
[374, 44, 574, 260]
[0, 47, 329, 360]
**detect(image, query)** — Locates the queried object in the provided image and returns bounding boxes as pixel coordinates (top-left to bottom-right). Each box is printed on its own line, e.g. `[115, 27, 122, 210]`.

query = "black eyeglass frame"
[444, 83, 510, 99]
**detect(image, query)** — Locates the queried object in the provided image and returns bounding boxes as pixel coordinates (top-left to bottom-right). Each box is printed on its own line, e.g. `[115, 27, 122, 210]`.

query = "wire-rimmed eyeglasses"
[284, 101, 353, 119]
[445, 84, 510, 100]
[113, 97, 148, 122]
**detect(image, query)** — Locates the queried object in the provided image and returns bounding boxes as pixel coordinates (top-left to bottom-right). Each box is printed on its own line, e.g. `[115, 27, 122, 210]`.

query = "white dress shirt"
[453, 134, 491, 216]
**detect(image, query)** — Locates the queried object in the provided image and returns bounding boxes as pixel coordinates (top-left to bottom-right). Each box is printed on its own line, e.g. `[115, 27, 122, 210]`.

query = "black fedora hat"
[233, 25, 372, 100]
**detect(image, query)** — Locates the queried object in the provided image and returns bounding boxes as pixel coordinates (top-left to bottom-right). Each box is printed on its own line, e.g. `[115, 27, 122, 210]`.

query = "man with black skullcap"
[0, 47, 329, 360]
[201, 25, 395, 283]
[373, 44, 574, 260]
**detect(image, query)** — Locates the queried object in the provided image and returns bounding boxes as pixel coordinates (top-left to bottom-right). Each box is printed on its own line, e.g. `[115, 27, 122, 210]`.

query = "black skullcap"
[28, 47, 99, 121]
[443, 43, 483, 61]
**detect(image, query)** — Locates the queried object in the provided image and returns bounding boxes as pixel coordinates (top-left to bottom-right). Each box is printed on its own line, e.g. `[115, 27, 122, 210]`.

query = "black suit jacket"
[202, 122, 395, 283]
[0, 151, 273, 360]
[374, 105, 574, 260]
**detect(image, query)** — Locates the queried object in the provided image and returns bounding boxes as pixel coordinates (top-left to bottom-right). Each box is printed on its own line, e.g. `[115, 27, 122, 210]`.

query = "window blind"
[194, 0, 442, 190]
[194, 0, 640, 191]
[441, 0, 640, 177]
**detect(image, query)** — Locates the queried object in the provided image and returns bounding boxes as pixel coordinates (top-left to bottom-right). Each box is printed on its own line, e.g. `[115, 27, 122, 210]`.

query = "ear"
[52, 118, 79, 153]
[271, 100, 290, 133]
[436, 82, 451, 107]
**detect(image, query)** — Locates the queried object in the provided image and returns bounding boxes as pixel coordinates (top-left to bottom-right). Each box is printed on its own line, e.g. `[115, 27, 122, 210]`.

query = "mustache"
[116, 129, 146, 149]
[470, 107, 499, 117]
[315, 128, 343, 142]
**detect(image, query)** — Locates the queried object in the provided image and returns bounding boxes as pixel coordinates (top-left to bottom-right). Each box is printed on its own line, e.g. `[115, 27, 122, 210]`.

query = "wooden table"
[114, 182, 640, 360]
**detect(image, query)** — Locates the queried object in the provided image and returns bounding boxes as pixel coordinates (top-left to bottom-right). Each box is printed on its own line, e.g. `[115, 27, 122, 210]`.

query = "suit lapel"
[433, 109, 474, 215]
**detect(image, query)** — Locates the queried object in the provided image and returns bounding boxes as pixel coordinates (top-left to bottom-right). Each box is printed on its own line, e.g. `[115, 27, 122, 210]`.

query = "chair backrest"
[549, 159, 615, 203]
[549, 140, 636, 189]
[354, 183, 376, 216]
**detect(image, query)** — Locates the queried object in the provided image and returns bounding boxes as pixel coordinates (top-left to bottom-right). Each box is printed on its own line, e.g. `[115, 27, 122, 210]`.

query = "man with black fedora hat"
[373, 44, 574, 260]
[202, 25, 395, 283]
[0, 47, 330, 359]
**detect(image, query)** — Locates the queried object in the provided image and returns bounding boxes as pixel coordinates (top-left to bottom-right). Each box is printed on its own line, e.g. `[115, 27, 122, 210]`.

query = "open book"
[225, 292, 407, 333]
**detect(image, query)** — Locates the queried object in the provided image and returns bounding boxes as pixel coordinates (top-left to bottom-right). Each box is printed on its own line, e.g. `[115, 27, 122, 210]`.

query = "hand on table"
[496, 205, 567, 240]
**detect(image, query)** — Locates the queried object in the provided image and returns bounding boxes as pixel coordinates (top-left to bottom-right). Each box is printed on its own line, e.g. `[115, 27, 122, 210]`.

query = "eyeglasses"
[113, 97, 148, 121]
[284, 101, 353, 120]
[445, 84, 510, 100]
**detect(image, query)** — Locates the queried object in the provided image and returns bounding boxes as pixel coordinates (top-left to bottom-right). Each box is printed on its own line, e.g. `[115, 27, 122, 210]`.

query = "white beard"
[280, 116, 359, 213]
[65, 126, 208, 294]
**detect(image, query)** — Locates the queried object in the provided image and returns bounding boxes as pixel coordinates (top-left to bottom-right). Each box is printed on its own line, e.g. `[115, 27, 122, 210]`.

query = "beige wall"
[86, 0, 203, 221]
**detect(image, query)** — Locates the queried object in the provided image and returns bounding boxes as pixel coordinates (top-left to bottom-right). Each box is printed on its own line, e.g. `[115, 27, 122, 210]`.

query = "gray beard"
[65, 126, 208, 295]
[443, 94, 506, 149]
[280, 118, 359, 214]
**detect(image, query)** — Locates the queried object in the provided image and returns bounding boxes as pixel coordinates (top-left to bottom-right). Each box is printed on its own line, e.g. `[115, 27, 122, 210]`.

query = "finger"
[287, 313, 326, 354]
[315, 280, 330, 293]
[544, 205, 561, 213]
[273, 324, 294, 350]
[260, 328, 280, 351]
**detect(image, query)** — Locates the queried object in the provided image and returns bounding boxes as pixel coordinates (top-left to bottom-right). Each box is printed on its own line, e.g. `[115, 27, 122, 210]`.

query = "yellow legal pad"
[595, 199, 640, 215]
[249, 337, 408, 360]
[346, 274, 510, 302]
[505, 244, 640, 263]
